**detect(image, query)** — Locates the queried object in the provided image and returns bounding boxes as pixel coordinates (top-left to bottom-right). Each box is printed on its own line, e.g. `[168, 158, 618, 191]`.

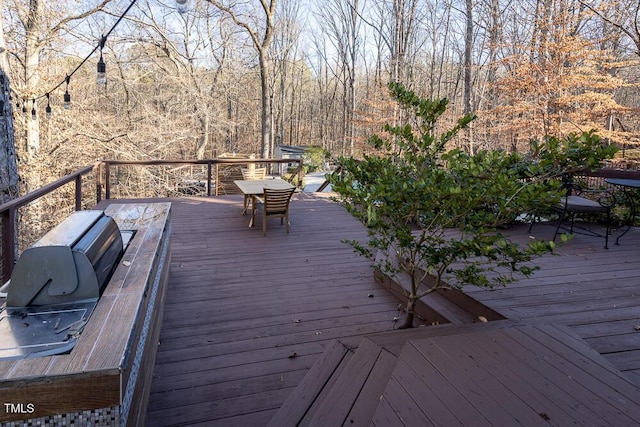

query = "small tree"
[303, 146, 331, 172]
[330, 82, 615, 329]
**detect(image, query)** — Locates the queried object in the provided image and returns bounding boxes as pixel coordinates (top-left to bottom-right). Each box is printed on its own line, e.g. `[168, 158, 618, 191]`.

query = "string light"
[21, 100, 26, 116]
[97, 35, 107, 85]
[19, 0, 138, 118]
[45, 93, 52, 119]
[63, 75, 71, 110]
[176, 0, 189, 13]
[31, 99, 36, 120]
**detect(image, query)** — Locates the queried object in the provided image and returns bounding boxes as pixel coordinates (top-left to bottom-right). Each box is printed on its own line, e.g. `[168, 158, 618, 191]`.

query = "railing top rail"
[0, 163, 98, 215]
[103, 158, 302, 166]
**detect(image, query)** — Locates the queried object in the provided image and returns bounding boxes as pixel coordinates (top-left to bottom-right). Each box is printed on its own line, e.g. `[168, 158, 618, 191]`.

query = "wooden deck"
[99, 193, 640, 426]
[132, 193, 415, 426]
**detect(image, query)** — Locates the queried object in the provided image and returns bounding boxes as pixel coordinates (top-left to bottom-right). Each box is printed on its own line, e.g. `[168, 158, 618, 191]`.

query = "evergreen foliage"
[330, 82, 617, 328]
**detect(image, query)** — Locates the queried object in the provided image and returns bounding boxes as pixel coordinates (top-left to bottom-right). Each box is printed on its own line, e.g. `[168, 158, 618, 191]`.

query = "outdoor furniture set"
[235, 168, 296, 235]
[529, 172, 640, 248]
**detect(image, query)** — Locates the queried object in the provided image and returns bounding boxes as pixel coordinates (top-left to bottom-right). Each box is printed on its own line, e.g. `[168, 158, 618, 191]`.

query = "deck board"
[90, 194, 640, 425]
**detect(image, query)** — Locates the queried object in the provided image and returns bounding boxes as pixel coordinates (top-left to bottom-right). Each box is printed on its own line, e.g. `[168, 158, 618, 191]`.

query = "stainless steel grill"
[0, 210, 128, 360]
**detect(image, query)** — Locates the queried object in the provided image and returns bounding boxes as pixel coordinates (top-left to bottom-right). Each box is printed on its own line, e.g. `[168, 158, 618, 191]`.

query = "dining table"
[234, 178, 296, 227]
[605, 177, 640, 244]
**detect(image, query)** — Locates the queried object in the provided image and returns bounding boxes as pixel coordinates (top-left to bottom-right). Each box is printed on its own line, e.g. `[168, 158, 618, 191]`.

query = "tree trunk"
[0, 0, 20, 267]
[24, 0, 43, 158]
[0, 19, 19, 203]
[486, 0, 500, 109]
[398, 298, 415, 329]
[464, 0, 474, 154]
[195, 113, 210, 160]
[260, 51, 271, 159]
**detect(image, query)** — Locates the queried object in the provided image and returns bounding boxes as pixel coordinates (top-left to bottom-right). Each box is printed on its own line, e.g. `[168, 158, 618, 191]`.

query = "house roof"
[276, 145, 308, 155]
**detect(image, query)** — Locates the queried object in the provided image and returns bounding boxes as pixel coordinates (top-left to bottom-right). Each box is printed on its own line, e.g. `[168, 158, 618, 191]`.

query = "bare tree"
[271, 0, 303, 149]
[579, 0, 640, 57]
[205, 0, 277, 159]
[316, 0, 362, 156]
[6, 0, 113, 160]
[464, 0, 474, 154]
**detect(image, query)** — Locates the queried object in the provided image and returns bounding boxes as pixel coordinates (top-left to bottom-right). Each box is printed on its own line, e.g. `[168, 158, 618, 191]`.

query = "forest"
[2, 0, 640, 200]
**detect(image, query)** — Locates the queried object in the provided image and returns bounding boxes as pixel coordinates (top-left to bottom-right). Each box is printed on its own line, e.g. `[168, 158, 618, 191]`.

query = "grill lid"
[7, 210, 124, 307]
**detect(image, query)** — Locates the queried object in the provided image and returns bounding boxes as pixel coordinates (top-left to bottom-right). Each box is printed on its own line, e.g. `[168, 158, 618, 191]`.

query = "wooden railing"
[0, 158, 303, 284]
[5, 159, 635, 285]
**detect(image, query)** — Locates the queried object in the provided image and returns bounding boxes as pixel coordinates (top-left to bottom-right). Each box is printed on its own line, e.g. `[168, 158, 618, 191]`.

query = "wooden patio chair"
[240, 167, 267, 214]
[256, 187, 296, 235]
[241, 167, 267, 180]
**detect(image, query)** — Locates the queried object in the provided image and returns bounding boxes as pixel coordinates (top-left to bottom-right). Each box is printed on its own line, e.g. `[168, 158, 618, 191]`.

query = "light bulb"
[45, 94, 51, 119]
[176, 0, 188, 13]
[64, 91, 71, 110]
[97, 54, 106, 85]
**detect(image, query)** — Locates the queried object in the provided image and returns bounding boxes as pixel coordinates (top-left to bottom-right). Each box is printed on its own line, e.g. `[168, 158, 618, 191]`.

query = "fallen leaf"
[294, 319, 301, 323]
[367, 294, 374, 298]
[288, 352, 298, 359]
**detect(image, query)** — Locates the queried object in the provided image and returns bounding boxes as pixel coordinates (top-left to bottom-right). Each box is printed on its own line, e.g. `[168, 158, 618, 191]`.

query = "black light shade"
[97, 54, 106, 85]
[45, 93, 51, 119]
[176, 0, 188, 13]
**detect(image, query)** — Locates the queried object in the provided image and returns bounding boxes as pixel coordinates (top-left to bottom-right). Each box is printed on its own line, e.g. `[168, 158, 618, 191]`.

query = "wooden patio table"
[234, 178, 295, 228]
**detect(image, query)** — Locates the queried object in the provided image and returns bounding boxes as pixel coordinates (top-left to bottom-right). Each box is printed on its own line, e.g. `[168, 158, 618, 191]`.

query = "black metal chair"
[530, 174, 615, 248]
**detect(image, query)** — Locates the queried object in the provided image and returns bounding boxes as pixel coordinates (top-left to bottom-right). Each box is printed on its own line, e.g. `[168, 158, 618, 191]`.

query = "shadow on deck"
[100, 194, 640, 425]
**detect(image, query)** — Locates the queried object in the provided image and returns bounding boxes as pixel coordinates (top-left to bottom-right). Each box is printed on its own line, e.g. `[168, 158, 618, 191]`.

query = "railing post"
[75, 175, 82, 211]
[105, 162, 111, 200]
[96, 162, 103, 204]
[215, 163, 219, 196]
[207, 161, 212, 197]
[1, 208, 16, 284]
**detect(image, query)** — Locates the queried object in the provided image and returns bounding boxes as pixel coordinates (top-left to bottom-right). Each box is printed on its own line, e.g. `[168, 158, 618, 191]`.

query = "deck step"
[270, 322, 519, 426]
[269, 337, 400, 426]
[300, 337, 395, 426]
[267, 339, 353, 427]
